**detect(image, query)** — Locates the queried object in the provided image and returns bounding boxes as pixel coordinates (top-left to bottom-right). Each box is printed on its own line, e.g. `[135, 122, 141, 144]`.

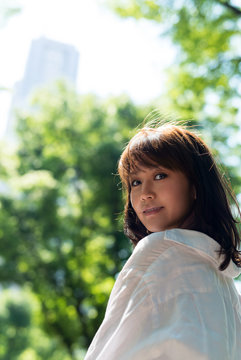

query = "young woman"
[84, 122, 241, 360]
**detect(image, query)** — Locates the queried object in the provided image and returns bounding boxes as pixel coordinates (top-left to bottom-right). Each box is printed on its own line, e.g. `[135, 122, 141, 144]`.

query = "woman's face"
[130, 165, 196, 233]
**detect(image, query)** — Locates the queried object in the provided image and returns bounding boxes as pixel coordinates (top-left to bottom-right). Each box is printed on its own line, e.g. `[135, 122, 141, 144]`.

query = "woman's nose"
[141, 183, 155, 200]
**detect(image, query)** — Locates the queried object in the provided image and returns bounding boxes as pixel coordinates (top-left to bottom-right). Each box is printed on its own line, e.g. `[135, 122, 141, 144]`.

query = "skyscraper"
[6, 37, 79, 138]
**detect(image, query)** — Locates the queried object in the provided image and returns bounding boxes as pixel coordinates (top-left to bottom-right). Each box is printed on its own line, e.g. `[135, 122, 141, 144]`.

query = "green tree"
[0, 82, 149, 356]
[107, 0, 241, 197]
[0, 288, 73, 360]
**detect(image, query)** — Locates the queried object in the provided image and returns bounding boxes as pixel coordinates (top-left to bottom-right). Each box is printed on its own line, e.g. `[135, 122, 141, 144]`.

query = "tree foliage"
[107, 0, 241, 198]
[0, 288, 73, 360]
[0, 82, 149, 356]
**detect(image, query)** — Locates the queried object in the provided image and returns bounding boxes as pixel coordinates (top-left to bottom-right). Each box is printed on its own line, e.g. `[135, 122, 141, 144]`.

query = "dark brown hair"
[118, 122, 241, 271]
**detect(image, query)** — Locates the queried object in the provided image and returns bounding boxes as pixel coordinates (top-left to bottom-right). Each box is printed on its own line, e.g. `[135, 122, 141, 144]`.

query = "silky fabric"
[84, 229, 241, 360]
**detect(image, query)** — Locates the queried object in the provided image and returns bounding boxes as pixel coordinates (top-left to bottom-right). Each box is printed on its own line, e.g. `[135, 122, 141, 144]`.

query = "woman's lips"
[143, 206, 163, 216]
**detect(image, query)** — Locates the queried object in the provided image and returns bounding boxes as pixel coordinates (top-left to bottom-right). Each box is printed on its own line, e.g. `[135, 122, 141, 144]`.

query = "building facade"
[6, 37, 79, 138]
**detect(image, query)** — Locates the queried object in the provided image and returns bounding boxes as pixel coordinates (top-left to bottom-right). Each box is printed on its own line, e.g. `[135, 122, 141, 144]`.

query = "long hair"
[118, 122, 241, 271]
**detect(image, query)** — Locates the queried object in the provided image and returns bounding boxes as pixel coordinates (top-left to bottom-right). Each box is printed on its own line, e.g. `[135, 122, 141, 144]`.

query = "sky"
[0, 0, 176, 137]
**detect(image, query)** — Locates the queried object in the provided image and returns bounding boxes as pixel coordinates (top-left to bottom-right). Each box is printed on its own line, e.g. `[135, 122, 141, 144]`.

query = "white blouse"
[84, 229, 241, 360]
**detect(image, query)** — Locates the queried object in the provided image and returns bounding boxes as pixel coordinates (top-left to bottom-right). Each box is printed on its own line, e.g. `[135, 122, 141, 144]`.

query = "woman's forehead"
[129, 163, 167, 174]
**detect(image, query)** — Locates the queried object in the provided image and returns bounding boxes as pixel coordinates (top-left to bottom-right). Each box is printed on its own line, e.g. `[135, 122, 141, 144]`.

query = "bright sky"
[0, 0, 175, 137]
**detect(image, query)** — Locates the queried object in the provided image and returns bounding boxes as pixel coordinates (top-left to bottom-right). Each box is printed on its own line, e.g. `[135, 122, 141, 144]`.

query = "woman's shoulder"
[129, 229, 240, 279]
[111, 229, 241, 307]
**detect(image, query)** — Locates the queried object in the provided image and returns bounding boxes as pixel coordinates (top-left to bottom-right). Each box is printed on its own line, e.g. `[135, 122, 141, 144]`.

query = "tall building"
[6, 37, 79, 138]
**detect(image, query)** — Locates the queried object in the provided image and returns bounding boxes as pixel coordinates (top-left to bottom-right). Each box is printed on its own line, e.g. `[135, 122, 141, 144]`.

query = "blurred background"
[0, 0, 241, 359]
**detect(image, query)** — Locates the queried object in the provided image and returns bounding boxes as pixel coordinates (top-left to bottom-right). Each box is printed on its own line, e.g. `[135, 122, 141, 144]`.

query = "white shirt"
[84, 229, 241, 360]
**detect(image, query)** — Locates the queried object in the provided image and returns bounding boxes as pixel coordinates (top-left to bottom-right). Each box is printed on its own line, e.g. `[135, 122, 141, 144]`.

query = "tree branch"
[217, 0, 241, 16]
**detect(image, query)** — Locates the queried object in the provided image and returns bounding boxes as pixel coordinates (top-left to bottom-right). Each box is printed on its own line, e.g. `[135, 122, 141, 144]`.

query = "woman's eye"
[155, 173, 167, 180]
[131, 179, 140, 187]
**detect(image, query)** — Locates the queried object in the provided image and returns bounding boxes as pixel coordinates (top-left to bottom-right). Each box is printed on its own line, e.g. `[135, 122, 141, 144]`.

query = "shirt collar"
[136, 229, 241, 279]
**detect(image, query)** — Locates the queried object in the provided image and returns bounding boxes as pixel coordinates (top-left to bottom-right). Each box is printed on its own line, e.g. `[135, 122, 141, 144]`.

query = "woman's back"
[85, 229, 241, 360]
